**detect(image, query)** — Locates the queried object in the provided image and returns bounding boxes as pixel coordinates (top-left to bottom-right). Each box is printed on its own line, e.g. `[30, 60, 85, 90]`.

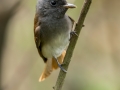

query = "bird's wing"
[34, 14, 53, 82]
[68, 16, 76, 31]
[34, 13, 47, 63]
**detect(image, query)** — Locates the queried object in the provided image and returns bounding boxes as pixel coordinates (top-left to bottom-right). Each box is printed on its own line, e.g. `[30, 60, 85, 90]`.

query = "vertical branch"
[54, 0, 92, 90]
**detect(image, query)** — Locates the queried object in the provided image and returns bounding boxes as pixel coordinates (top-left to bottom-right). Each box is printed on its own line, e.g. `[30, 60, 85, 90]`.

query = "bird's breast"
[41, 16, 72, 58]
[42, 31, 70, 58]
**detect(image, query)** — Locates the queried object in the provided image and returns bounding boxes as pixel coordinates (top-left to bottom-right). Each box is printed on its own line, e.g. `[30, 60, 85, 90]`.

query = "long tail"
[39, 50, 66, 82]
[39, 58, 53, 82]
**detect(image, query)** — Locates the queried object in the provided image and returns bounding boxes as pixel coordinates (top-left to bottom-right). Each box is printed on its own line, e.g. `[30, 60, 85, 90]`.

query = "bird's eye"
[50, 0, 57, 6]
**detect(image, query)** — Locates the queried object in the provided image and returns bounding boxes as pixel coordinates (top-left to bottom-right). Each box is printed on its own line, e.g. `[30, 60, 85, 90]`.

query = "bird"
[34, 0, 76, 82]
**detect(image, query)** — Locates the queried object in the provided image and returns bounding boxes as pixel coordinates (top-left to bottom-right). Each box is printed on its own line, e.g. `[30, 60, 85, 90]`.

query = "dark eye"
[50, 0, 57, 6]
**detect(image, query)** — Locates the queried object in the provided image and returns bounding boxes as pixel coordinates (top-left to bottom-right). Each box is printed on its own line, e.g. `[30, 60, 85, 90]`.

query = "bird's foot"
[70, 31, 78, 41]
[54, 57, 67, 73]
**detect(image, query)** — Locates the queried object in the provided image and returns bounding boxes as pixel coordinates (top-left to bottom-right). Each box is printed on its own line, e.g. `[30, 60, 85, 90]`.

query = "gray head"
[36, 0, 76, 18]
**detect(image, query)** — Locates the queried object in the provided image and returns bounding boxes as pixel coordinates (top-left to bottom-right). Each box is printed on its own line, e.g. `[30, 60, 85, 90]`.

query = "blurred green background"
[0, 0, 120, 90]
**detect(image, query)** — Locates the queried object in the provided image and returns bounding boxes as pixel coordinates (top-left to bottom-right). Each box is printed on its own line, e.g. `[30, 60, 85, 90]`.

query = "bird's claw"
[54, 57, 67, 73]
[70, 31, 78, 41]
[59, 64, 67, 73]
[70, 31, 78, 37]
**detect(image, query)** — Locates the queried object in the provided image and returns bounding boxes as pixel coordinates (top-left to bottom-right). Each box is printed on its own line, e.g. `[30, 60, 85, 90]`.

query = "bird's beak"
[63, 3, 76, 8]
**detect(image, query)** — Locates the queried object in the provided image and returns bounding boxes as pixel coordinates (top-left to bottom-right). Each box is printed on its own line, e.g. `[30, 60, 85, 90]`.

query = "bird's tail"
[39, 50, 66, 82]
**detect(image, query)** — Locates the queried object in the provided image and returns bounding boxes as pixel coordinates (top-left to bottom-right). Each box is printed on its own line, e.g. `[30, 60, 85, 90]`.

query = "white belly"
[42, 33, 70, 58]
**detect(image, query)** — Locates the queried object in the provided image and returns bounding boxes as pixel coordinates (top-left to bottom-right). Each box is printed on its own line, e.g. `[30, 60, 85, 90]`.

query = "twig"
[54, 0, 92, 90]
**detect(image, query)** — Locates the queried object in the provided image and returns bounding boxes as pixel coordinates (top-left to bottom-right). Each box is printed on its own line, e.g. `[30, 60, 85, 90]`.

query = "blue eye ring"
[50, 0, 57, 6]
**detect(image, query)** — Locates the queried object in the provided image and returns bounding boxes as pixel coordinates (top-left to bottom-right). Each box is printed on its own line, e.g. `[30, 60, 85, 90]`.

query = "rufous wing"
[68, 16, 76, 31]
[34, 13, 53, 82]
[34, 13, 47, 63]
